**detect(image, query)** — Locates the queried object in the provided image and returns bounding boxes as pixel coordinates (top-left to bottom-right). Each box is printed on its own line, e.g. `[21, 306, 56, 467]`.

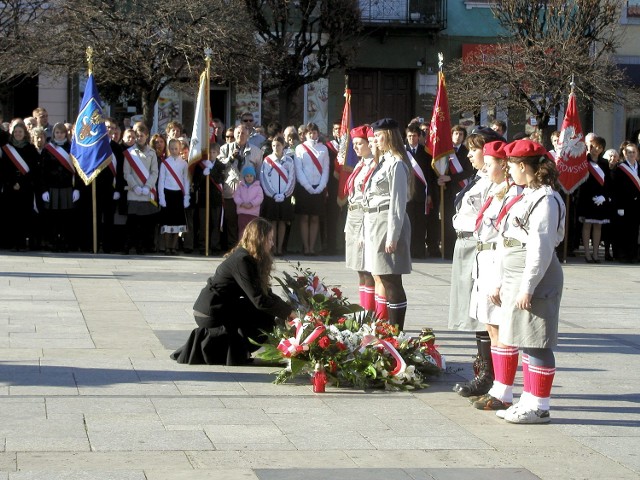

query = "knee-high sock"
[488, 346, 519, 403]
[523, 349, 556, 410]
[364, 286, 376, 312]
[374, 294, 388, 320]
[387, 300, 407, 331]
[358, 284, 366, 308]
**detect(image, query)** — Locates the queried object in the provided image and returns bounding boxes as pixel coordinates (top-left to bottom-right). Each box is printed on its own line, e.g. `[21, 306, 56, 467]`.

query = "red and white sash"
[302, 143, 323, 175]
[44, 144, 74, 173]
[617, 162, 640, 192]
[265, 154, 289, 184]
[449, 153, 468, 188]
[2, 144, 30, 175]
[162, 159, 185, 194]
[124, 148, 158, 203]
[108, 156, 117, 176]
[326, 140, 338, 155]
[495, 193, 524, 227]
[587, 161, 605, 187]
[407, 150, 429, 214]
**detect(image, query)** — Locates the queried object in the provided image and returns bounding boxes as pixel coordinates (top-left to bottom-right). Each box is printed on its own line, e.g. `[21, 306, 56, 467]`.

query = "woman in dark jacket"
[171, 217, 294, 365]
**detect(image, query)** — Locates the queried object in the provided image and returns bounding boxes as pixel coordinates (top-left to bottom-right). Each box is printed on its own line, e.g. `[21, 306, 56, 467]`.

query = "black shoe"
[457, 374, 494, 398]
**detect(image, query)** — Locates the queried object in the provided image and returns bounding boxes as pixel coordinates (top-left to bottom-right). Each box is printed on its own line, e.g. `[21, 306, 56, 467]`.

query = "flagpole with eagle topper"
[336, 77, 359, 207]
[426, 53, 455, 259]
[556, 76, 589, 262]
[70, 46, 115, 253]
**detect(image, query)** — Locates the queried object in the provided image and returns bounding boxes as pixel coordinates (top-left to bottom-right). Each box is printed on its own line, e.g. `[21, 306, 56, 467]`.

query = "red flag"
[427, 71, 455, 177]
[336, 87, 358, 207]
[556, 92, 588, 194]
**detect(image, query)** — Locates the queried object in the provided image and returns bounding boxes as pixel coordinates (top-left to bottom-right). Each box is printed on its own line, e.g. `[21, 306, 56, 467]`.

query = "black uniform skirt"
[262, 195, 294, 221]
[294, 184, 325, 216]
[160, 189, 187, 233]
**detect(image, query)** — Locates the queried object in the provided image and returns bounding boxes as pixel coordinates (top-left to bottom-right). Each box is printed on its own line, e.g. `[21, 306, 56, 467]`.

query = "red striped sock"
[358, 285, 366, 308]
[364, 286, 376, 311]
[491, 346, 519, 386]
[529, 364, 556, 399]
[375, 295, 388, 320]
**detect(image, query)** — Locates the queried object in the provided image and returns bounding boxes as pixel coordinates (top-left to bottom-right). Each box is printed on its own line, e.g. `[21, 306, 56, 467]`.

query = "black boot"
[453, 332, 494, 397]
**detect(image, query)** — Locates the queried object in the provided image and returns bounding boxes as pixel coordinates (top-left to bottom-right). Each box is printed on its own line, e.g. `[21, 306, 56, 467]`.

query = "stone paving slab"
[0, 251, 639, 479]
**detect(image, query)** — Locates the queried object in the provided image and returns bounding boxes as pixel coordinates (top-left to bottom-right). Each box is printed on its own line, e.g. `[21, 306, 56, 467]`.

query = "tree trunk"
[141, 89, 159, 130]
[278, 85, 290, 126]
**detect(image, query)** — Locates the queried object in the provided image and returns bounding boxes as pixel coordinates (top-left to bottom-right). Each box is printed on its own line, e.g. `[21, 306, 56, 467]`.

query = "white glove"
[159, 199, 167, 208]
[275, 193, 285, 202]
[203, 160, 213, 169]
[72, 190, 80, 202]
[141, 186, 150, 196]
[183, 196, 190, 208]
[203, 167, 211, 176]
[592, 195, 606, 206]
[618, 209, 624, 216]
[133, 186, 143, 195]
[113, 191, 120, 201]
[42, 192, 50, 202]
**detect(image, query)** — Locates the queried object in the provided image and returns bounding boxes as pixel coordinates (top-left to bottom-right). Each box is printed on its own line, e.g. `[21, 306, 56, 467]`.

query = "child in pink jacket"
[234, 165, 264, 239]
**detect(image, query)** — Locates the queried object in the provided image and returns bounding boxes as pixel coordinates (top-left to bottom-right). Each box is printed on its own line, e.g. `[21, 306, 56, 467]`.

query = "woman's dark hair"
[466, 133, 486, 150]
[508, 155, 560, 190]
[226, 217, 274, 294]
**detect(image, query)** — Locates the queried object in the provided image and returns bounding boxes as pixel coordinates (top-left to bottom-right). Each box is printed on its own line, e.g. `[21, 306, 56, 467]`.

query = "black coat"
[172, 247, 291, 365]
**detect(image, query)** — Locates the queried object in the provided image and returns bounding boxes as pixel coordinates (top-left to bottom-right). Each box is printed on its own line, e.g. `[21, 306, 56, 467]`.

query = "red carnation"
[319, 309, 330, 317]
[318, 336, 331, 348]
[337, 317, 346, 324]
[328, 360, 338, 372]
[331, 287, 343, 299]
[336, 342, 347, 351]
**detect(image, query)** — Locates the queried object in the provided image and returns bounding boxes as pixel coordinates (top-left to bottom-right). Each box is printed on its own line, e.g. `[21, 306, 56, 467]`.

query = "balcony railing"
[359, 0, 447, 30]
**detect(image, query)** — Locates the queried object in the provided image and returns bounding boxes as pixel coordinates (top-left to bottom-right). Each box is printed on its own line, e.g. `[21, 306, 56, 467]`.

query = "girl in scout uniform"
[490, 139, 565, 424]
[260, 135, 296, 256]
[294, 122, 329, 256]
[469, 141, 524, 411]
[0, 122, 40, 251]
[344, 125, 377, 313]
[40, 122, 79, 252]
[158, 138, 190, 255]
[123, 123, 159, 254]
[450, 129, 499, 398]
[363, 118, 412, 330]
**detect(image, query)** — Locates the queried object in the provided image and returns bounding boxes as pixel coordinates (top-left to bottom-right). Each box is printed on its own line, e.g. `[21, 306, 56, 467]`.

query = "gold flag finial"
[86, 47, 94, 74]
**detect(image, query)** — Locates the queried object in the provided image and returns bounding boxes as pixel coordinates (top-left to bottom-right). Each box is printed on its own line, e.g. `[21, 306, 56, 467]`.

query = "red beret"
[350, 125, 370, 140]
[483, 141, 507, 159]
[504, 139, 550, 158]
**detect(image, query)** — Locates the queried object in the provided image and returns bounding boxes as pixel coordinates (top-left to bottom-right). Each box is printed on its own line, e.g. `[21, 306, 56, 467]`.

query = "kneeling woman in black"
[171, 217, 295, 365]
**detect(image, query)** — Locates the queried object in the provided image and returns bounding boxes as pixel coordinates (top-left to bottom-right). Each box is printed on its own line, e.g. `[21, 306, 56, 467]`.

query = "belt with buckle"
[504, 238, 526, 248]
[477, 242, 497, 252]
[365, 204, 390, 213]
[456, 231, 473, 239]
[348, 204, 362, 211]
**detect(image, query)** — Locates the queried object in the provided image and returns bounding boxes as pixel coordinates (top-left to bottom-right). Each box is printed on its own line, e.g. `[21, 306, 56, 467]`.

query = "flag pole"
[85, 46, 99, 255]
[437, 53, 446, 260]
[204, 47, 212, 257]
[562, 76, 576, 263]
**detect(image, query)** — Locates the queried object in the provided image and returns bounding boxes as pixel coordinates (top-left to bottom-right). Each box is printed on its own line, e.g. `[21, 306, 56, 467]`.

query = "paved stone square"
[0, 251, 639, 479]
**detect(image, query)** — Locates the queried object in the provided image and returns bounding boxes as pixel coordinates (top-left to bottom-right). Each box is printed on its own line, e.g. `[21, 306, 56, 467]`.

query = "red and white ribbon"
[360, 334, 407, 377]
[277, 318, 326, 357]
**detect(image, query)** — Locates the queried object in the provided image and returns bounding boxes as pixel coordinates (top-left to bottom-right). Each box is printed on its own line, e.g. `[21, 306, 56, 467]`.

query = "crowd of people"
[1, 108, 638, 264]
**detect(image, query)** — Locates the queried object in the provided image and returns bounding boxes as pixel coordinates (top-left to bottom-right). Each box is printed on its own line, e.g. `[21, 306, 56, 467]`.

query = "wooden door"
[348, 70, 414, 127]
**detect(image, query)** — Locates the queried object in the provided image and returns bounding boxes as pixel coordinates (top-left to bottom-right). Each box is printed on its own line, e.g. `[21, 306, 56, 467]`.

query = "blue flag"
[70, 73, 113, 185]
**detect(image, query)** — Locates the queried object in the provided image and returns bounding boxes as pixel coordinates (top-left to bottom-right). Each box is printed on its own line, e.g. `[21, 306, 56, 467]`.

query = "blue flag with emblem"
[70, 73, 113, 185]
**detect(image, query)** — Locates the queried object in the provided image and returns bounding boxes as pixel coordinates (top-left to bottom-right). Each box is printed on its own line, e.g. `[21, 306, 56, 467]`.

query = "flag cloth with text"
[336, 87, 359, 206]
[556, 92, 589, 194]
[188, 68, 212, 173]
[70, 73, 113, 185]
[427, 71, 455, 177]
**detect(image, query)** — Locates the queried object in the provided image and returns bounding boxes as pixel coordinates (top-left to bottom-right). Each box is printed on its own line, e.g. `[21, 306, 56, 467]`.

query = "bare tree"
[447, 0, 635, 134]
[244, 0, 364, 125]
[6, 0, 259, 127]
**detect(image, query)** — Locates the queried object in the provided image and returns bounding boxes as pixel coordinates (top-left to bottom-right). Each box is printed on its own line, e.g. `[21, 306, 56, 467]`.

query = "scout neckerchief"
[406, 149, 429, 214]
[265, 154, 289, 184]
[474, 195, 494, 232]
[494, 191, 524, 227]
[162, 157, 185, 194]
[44, 143, 74, 173]
[617, 161, 640, 192]
[2, 144, 30, 175]
[587, 160, 605, 187]
[124, 146, 158, 205]
[345, 161, 364, 197]
[301, 143, 323, 175]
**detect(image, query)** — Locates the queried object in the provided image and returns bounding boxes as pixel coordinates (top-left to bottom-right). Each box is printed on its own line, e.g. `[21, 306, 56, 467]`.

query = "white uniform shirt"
[452, 173, 491, 234]
[260, 153, 296, 198]
[158, 155, 190, 204]
[294, 140, 329, 193]
[500, 185, 566, 294]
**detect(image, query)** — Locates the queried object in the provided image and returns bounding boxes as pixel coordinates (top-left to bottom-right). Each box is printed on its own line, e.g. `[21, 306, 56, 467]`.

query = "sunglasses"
[242, 119, 253, 123]
[225, 135, 234, 139]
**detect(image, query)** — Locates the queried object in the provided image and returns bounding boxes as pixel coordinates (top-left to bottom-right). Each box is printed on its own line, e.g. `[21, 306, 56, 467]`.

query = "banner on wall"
[304, 77, 329, 134]
[155, 87, 181, 134]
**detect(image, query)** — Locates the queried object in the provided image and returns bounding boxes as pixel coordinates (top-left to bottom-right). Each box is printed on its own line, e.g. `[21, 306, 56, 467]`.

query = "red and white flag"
[557, 92, 589, 194]
[427, 71, 455, 177]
